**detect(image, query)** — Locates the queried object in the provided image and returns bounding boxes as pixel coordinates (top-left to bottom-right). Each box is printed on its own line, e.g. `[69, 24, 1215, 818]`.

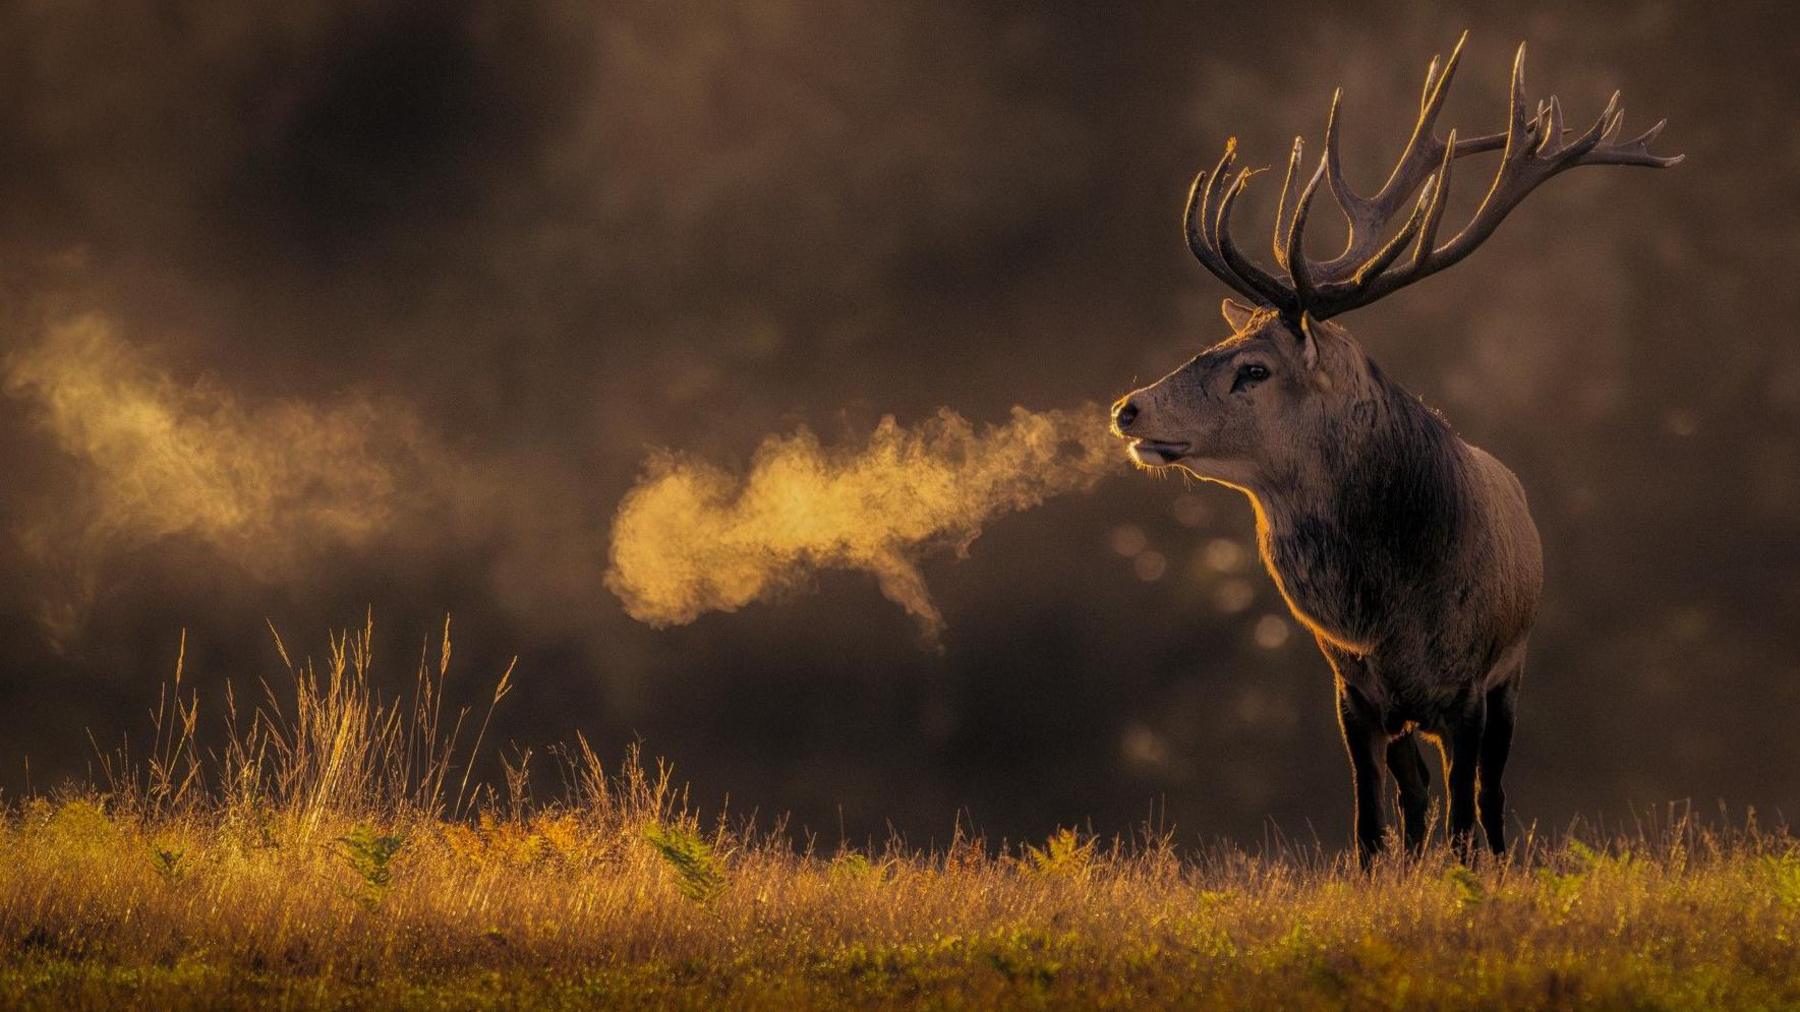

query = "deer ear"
[1219, 298, 1258, 332]
[1297, 312, 1322, 372]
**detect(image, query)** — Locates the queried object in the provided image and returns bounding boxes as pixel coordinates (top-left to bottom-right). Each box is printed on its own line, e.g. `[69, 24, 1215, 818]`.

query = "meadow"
[1, 622, 1796, 1009]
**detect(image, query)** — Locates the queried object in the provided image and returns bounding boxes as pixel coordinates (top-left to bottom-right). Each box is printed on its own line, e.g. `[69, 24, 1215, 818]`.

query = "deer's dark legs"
[1445, 694, 1487, 860]
[1336, 684, 1387, 867]
[1478, 679, 1519, 856]
[1385, 735, 1432, 853]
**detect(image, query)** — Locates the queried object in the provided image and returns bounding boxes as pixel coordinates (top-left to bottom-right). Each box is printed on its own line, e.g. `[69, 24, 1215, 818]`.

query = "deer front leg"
[1336, 685, 1387, 868]
[1445, 693, 1487, 861]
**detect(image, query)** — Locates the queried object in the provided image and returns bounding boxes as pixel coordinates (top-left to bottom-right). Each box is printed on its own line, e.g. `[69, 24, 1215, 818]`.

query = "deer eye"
[1232, 362, 1270, 392]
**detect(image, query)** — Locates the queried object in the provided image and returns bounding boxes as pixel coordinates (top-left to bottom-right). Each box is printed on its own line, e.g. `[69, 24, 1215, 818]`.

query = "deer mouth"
[1129, 438, 1190, 466]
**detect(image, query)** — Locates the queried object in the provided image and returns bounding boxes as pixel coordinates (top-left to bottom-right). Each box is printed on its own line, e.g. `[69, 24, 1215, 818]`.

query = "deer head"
[1111, 33, 1681, 479]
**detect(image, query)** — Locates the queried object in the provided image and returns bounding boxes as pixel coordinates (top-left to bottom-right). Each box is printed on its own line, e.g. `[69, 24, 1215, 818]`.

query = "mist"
[5, 314, 436, 635]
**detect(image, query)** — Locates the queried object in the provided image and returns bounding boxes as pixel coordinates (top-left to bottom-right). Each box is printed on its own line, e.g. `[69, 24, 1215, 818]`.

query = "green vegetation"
[0, 622, 1795, 1009]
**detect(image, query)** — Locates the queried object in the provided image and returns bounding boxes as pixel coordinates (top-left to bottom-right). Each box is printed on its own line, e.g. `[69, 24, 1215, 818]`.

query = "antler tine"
[1410, 129, 1457, 269]
[1320, 89, 1362, 222]
[1284, 155, 1329, 307]
[1216, 169, 1302, 311]
[1503, 42, 1534, 161]
[1549, 90, 1616, 160]
[1185, 167, 1254, 303]
[1184, 142, 1297, 310]
[1314, 31, 1498, 277]
[1536, 96, 1564, 155]
[1378, 29, 1469, 211]
[1272, 137, 1305, 269]
[1371, 30, 1466, 217]
[1568, 90, 1684, 168]
[1198, 139, 1238, 250]
[1182, 146, 1231, 274]
[1307, 41, 1683, 317]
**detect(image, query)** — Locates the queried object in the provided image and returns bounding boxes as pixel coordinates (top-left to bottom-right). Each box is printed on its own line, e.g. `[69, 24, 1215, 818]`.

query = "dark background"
[2, 0, 1796, 849]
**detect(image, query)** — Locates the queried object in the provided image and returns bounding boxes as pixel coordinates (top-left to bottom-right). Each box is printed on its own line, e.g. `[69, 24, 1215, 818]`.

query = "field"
[1, 625, 1796, 1009]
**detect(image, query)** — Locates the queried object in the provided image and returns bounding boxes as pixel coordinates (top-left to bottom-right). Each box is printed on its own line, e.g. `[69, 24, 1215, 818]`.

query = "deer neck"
[1246, 367, 1468, 651]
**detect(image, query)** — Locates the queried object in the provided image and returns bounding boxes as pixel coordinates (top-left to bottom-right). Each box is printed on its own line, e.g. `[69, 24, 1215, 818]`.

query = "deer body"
[1112, 34, 1676, 862]
[1251, 326, 1541, 708]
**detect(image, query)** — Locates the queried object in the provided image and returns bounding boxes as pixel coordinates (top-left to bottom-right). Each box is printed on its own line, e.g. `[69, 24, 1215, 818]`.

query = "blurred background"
[1, 0, 1795, 849]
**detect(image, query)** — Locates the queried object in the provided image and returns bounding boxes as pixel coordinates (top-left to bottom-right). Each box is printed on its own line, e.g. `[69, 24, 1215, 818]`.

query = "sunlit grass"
[1, 622, 1796, 1009]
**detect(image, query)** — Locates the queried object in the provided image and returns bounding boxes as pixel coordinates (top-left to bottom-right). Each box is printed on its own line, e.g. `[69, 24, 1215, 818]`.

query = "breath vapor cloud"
[605, 404, 1122, 640]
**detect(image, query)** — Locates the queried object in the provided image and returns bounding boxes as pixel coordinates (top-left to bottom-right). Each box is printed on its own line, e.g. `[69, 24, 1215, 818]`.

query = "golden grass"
[2, 621, 1797, 1009]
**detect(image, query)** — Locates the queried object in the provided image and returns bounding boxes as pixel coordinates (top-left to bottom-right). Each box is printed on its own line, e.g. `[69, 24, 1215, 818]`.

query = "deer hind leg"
[1385, 734, 1432, 854]
[1336, 685, 1387, 868]
[1478, 678, 1519, 856]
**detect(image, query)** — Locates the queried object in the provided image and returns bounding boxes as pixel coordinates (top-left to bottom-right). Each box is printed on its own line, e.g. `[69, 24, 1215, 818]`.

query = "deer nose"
[1112, 398, 1139, 431]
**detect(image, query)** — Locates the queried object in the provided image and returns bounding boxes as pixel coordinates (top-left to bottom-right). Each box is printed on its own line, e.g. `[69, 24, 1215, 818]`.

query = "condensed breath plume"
[605, 404, 1121, 640]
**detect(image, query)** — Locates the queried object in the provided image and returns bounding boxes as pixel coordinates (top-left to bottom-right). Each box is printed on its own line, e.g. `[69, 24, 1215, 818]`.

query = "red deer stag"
[1110, 34, 1680, 863]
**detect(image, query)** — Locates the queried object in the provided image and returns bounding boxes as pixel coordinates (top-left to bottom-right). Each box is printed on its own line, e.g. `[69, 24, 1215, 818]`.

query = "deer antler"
[1184, 139, 1298, 311]
[1186, 32, 1683, 321]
